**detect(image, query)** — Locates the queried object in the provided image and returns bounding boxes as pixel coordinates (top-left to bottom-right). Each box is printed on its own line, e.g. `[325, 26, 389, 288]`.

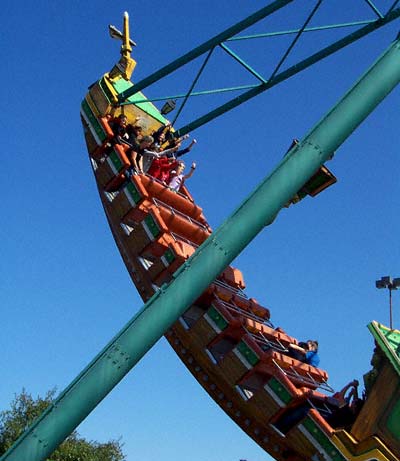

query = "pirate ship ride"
[79, 11, 400, 461]
[3, 4, 400, 461]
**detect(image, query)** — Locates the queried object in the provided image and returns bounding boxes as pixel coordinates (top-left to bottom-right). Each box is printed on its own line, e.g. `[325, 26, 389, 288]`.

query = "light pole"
[375, 276, 400, 329]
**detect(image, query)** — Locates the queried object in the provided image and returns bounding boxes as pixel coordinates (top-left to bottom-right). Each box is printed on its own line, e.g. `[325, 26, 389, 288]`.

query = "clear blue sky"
[2, 1, 400, 461]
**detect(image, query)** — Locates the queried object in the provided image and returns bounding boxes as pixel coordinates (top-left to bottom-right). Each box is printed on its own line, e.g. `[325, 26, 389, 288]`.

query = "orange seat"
[213, 283, 236, 303]
[259, 349, 329, 388]
[242, 318, 298, 348]
[155, 201, 211, 246]
[140, 175, 208, 224]
[239, 365, 304, 401]
[249, 297, 270, 320]
[220, 266, 246, 290]
[179, 184, 195, 202]
[124, 197, 211, 247]
[123, 205, 173, 257]
[99, 116, 115, 139]
[145, 238, 197, 285]
[231, 293, 270, 321]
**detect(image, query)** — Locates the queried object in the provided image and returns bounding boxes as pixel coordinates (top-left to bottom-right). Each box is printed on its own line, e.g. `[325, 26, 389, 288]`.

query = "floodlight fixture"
[161, 99, 177, 115]
[382, 275, 393, 286]
[376, 279, 386, 289]
[393, 278, 400, 289]
[375, 275, 399, 329]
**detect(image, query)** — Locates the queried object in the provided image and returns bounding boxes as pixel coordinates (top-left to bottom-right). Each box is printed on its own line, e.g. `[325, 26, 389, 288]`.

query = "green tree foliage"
[0, 389, 126, 461]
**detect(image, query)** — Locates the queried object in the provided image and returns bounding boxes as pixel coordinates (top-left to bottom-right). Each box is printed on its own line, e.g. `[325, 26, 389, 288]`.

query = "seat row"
[87, 107, 332, 423]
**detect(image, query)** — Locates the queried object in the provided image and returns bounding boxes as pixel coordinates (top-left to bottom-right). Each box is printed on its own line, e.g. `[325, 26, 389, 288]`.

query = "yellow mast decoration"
[108, 11, 136, 81]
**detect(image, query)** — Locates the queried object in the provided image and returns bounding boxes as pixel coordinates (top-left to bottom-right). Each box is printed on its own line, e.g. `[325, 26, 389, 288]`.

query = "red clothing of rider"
[148, 158, 178, 183]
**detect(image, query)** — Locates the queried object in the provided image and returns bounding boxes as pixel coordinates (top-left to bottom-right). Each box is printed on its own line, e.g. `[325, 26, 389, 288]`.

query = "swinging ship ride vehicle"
[79, 10, 400, 461]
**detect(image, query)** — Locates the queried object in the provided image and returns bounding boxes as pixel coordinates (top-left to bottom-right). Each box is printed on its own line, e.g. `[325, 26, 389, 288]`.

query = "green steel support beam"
[268, 0, 322, 82]
[227, 20, 375, 41]
[219, 43, 267, 83]
[389, 0, 400, 14]
[175, 7, 400, 137]
[117, 0, 295, 103]
[364, 0, 384, 18]
[3, 35, 400, 461]
[118, 10, 400, 120]
[121, 7, 400, 109]
[171, 48, 214, 126]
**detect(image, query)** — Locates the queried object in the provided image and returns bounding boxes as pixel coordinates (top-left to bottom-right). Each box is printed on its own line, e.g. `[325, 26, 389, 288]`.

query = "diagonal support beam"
[175, 7, 400, 137]
[388, 0, 400, 14]
[268, 0, 323, 81]
[364, 0, 384, 18]
[227, 20, 375, 41]
[117, 0, 295, 103]
[219, 43, 267, 83]
[171, 48, 214, 125]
